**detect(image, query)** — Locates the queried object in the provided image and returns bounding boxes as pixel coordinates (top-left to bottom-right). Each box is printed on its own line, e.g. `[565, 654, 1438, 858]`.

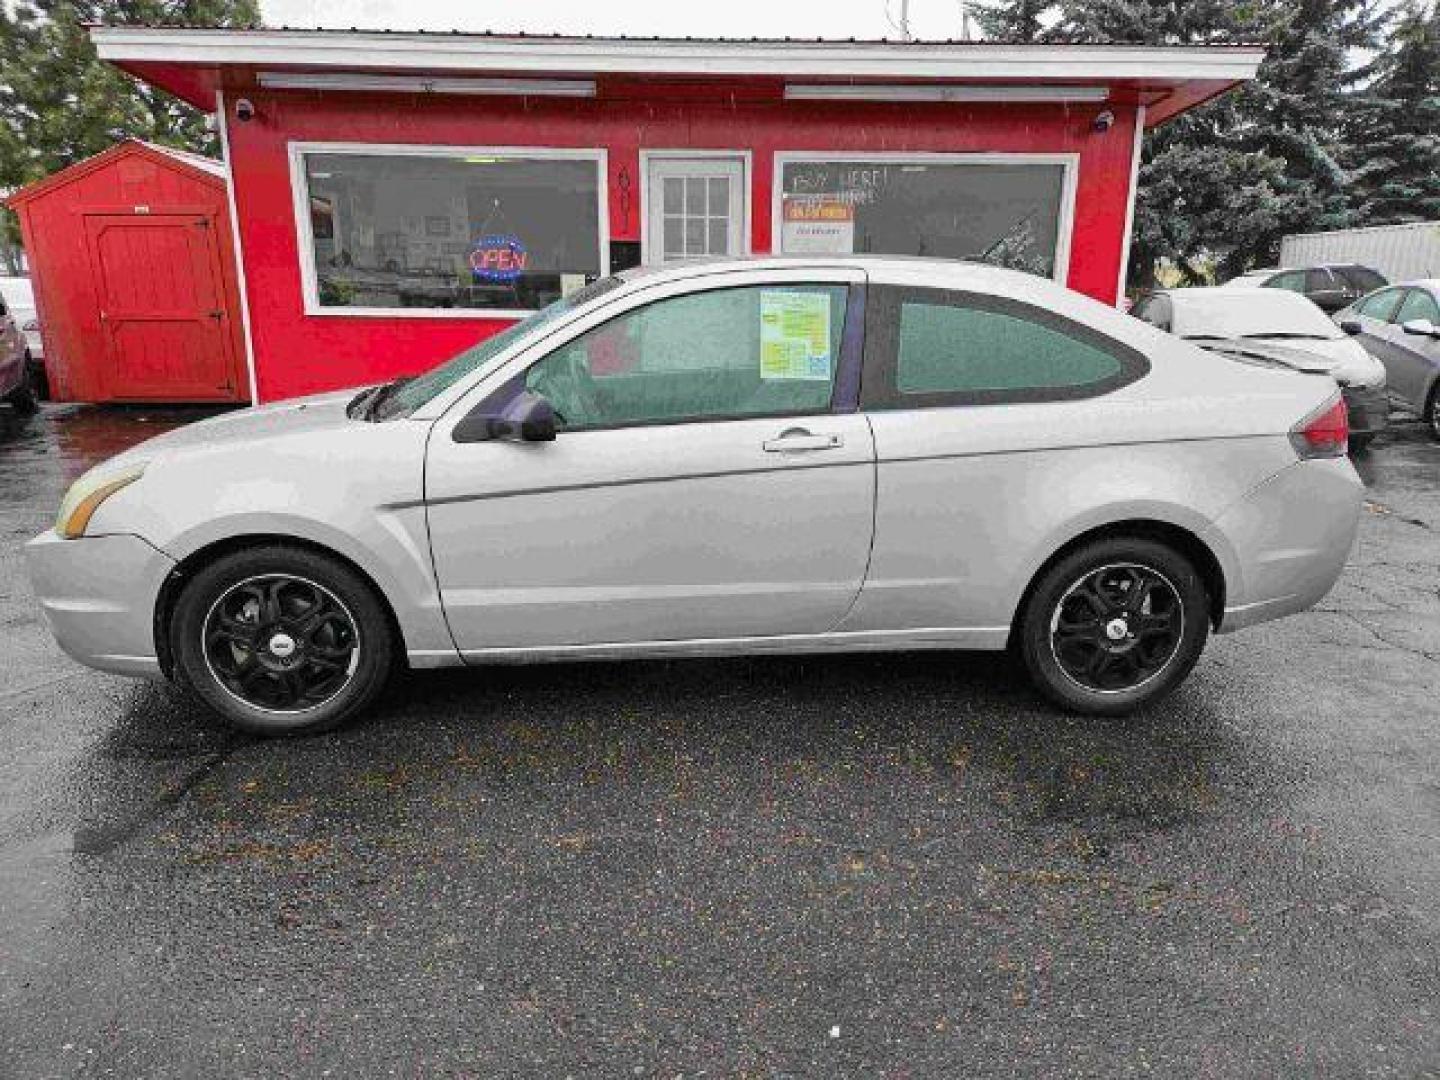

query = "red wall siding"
[12, 147, 248, 403]
[223, 83, 1141, 402]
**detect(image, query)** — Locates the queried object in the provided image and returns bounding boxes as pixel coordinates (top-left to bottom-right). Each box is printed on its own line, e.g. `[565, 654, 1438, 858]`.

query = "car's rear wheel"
[5, 364, 38, 415]
[1425, 384, 1440, 442]
[171, 545, 394, 736]
[1018, 538, 1210, 716]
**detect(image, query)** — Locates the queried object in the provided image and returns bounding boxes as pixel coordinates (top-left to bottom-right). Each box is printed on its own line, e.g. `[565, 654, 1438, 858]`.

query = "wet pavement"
[1, 402, 1437, 1077]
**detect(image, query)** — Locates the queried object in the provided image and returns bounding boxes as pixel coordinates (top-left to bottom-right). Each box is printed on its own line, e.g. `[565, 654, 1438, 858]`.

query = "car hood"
[1198, 337, 1386, 388]
[100, 388, 371, 471]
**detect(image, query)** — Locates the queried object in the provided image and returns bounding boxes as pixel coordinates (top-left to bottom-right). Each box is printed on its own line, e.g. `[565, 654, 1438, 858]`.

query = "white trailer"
[1280, 222, 1440, 283]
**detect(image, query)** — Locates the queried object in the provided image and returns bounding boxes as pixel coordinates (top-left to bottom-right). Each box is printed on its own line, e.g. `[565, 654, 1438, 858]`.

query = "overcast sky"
[257, 0, 980, 40]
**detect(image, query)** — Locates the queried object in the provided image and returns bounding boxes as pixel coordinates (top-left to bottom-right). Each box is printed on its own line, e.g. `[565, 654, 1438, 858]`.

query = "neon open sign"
[469, 234, 529, 282]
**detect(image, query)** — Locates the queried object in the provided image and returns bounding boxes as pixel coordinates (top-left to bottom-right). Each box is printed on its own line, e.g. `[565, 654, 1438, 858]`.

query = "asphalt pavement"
[1, 402, 1437, 1078]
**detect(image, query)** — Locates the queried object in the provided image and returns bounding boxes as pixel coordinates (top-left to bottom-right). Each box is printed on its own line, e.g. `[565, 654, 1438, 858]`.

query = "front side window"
[297, 149, 603, 313]
[863, 287, 1146, 408]
[519, 284, 848, 430]
[775, 158, 1069, 280]
[1357, 287, 1405, 321]
[1395, 288, 1440, 325]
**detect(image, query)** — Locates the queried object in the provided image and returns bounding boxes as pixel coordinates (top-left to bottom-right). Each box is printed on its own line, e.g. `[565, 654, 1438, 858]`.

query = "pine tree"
[971, 0, 1056, 42]
[1346, 1, 1440, 225]
[0, 0, 260, 261]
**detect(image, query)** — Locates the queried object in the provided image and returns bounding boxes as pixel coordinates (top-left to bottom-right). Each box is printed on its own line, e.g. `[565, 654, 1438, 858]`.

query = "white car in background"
[27, 257, 1362, 735]
[1131, 287, 1389, 450]
[0, 276, 44, 401]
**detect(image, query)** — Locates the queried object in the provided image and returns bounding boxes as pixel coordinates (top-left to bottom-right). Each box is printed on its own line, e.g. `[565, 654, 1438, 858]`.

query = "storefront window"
[776, 157, 1069, 279]
[297, 149, 604, 313]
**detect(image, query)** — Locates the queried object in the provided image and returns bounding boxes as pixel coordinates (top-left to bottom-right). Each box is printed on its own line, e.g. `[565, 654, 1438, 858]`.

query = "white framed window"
[639, 150, 751, 266]
[288, 142, 609, 318]
[771, 152, 1078, 285]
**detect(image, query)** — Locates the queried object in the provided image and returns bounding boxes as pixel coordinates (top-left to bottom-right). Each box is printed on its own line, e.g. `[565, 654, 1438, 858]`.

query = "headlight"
[56, 462, 147, 539]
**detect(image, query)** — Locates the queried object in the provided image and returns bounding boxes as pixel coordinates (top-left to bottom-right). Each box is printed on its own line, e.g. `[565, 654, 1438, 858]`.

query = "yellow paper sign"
[760, 291, 832, 380]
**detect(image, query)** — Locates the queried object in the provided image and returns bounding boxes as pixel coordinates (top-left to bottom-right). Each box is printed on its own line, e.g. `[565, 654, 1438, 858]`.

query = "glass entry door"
[644, 154, 746, 265]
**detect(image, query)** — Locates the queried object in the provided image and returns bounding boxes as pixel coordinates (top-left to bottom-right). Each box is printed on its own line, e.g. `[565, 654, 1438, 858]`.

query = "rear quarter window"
[862, 287, 1148, 409]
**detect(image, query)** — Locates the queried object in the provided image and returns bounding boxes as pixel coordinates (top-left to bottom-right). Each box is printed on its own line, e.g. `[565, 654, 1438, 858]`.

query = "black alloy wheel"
[172, 545, 394, 735]
[203, 574, 360, 713]
[1018, 537, 1210, 716]
[1048, 563, 1183, 694]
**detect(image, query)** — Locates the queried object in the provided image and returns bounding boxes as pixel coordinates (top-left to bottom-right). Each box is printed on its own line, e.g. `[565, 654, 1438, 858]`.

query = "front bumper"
[1342, 385, 1389, 438]
[24, 530, 175, 678]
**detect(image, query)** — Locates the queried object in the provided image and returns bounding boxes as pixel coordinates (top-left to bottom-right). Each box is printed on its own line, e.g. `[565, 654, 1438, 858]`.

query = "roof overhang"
[91, 27, 1263, 127]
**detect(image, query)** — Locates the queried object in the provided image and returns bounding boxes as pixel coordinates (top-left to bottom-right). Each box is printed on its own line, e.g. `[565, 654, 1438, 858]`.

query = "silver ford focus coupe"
[27, 258, 1362, 735]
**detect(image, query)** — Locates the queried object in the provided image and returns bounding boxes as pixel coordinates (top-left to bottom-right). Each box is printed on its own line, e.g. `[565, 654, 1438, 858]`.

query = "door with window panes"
[645, 156, 746, 265]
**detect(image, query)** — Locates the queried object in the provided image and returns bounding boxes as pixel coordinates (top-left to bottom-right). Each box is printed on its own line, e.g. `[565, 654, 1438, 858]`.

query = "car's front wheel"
[171, 545, 395, 736]
[1018, 537, 1210, 716]
[1426, 384, 1440, 442]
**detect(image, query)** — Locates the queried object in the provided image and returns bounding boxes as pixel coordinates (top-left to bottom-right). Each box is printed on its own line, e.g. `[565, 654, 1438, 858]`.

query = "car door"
[1385, 287, 1440, 410]
[424, 270, 877, 653]
[844, 283, 1151, 638]
[1346, 286, 1407, 391]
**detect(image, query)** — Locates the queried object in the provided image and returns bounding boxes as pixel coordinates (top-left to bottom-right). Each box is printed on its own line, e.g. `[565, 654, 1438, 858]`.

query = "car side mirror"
[1401, 318, 1440, 339]
[452, 390, 557, 444]
[1338, 319, 1362, 336]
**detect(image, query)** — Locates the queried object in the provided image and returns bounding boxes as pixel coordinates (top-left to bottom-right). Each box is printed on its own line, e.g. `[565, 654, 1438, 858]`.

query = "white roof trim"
[91, 27, 1265, 82]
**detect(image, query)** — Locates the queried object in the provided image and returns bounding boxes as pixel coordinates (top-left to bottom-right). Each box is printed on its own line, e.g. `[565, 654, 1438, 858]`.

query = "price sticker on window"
[759, 291, 832, 380]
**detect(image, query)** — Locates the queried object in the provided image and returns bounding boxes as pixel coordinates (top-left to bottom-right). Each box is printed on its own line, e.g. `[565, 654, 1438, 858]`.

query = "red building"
[5, 139, 248, 404]
[93, 27, 1262, 404]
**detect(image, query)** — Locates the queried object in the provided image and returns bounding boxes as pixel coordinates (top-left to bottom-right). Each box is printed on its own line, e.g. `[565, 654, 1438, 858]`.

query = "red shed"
[5, 139, 249, 404]
[90, 28, 1263, 404]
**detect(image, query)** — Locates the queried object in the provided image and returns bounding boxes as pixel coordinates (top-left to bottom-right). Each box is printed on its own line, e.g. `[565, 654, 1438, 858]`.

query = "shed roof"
[90, 26, 1265, 128]
[4, 138, 226, 208]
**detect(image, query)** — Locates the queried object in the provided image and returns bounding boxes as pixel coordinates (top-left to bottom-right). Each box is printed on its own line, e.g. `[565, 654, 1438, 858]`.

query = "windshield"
[1172, 291, 1343, 341]
[375, 275, 623, 418]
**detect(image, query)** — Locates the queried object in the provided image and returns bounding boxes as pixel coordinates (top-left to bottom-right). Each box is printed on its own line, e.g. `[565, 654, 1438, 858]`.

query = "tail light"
[1290, 395, 1348, 459]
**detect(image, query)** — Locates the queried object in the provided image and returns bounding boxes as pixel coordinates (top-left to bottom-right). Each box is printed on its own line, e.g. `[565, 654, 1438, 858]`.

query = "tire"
[1425, 384, 1440, 442]
[1018, 537, 1210, 717]
[5, 366, 38, 416]
[171, 545, 395, 736]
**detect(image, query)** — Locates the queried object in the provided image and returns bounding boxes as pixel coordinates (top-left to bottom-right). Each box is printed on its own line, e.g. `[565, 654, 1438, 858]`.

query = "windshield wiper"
[349, 376, 416, 422]
[1240, 332, 1333, 341]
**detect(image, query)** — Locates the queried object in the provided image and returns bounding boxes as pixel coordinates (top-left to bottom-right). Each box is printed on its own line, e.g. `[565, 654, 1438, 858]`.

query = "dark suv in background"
[1228, 264, 1389, 313]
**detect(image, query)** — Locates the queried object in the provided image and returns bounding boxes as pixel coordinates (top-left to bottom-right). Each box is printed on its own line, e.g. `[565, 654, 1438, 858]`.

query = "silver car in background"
[27, 257, 1362, 735]
[1132, 286, 1389, 449]
[1335, 280, 1440, 440]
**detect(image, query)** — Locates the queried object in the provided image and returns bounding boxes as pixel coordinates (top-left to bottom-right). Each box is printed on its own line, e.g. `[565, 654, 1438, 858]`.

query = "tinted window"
[1357, 288, 1405, 321]
[521, 284, 848, 430]
[863, 287, 1146, 408]
[1395, 288, 1440, 325]
[1305, 268, 1337, 292]
[299, 150, 603, 313]
[776, 159, 1067, 278]
[1266, 271, 1306, 292]
[1336, 266, 1387, 292]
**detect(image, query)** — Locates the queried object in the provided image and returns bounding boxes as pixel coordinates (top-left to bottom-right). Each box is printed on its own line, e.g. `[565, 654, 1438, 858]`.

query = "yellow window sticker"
[760, 291, 832, 380]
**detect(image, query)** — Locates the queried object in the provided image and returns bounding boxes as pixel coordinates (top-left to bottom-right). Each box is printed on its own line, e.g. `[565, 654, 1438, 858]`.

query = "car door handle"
[763, 428, 843, 453]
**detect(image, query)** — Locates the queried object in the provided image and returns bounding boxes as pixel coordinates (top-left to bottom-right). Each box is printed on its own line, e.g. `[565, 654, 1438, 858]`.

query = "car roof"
[614, 253, 1064, 293]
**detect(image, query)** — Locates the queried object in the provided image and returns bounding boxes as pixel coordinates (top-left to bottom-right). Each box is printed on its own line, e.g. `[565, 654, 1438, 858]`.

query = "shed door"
[84, 213, 236, 401]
